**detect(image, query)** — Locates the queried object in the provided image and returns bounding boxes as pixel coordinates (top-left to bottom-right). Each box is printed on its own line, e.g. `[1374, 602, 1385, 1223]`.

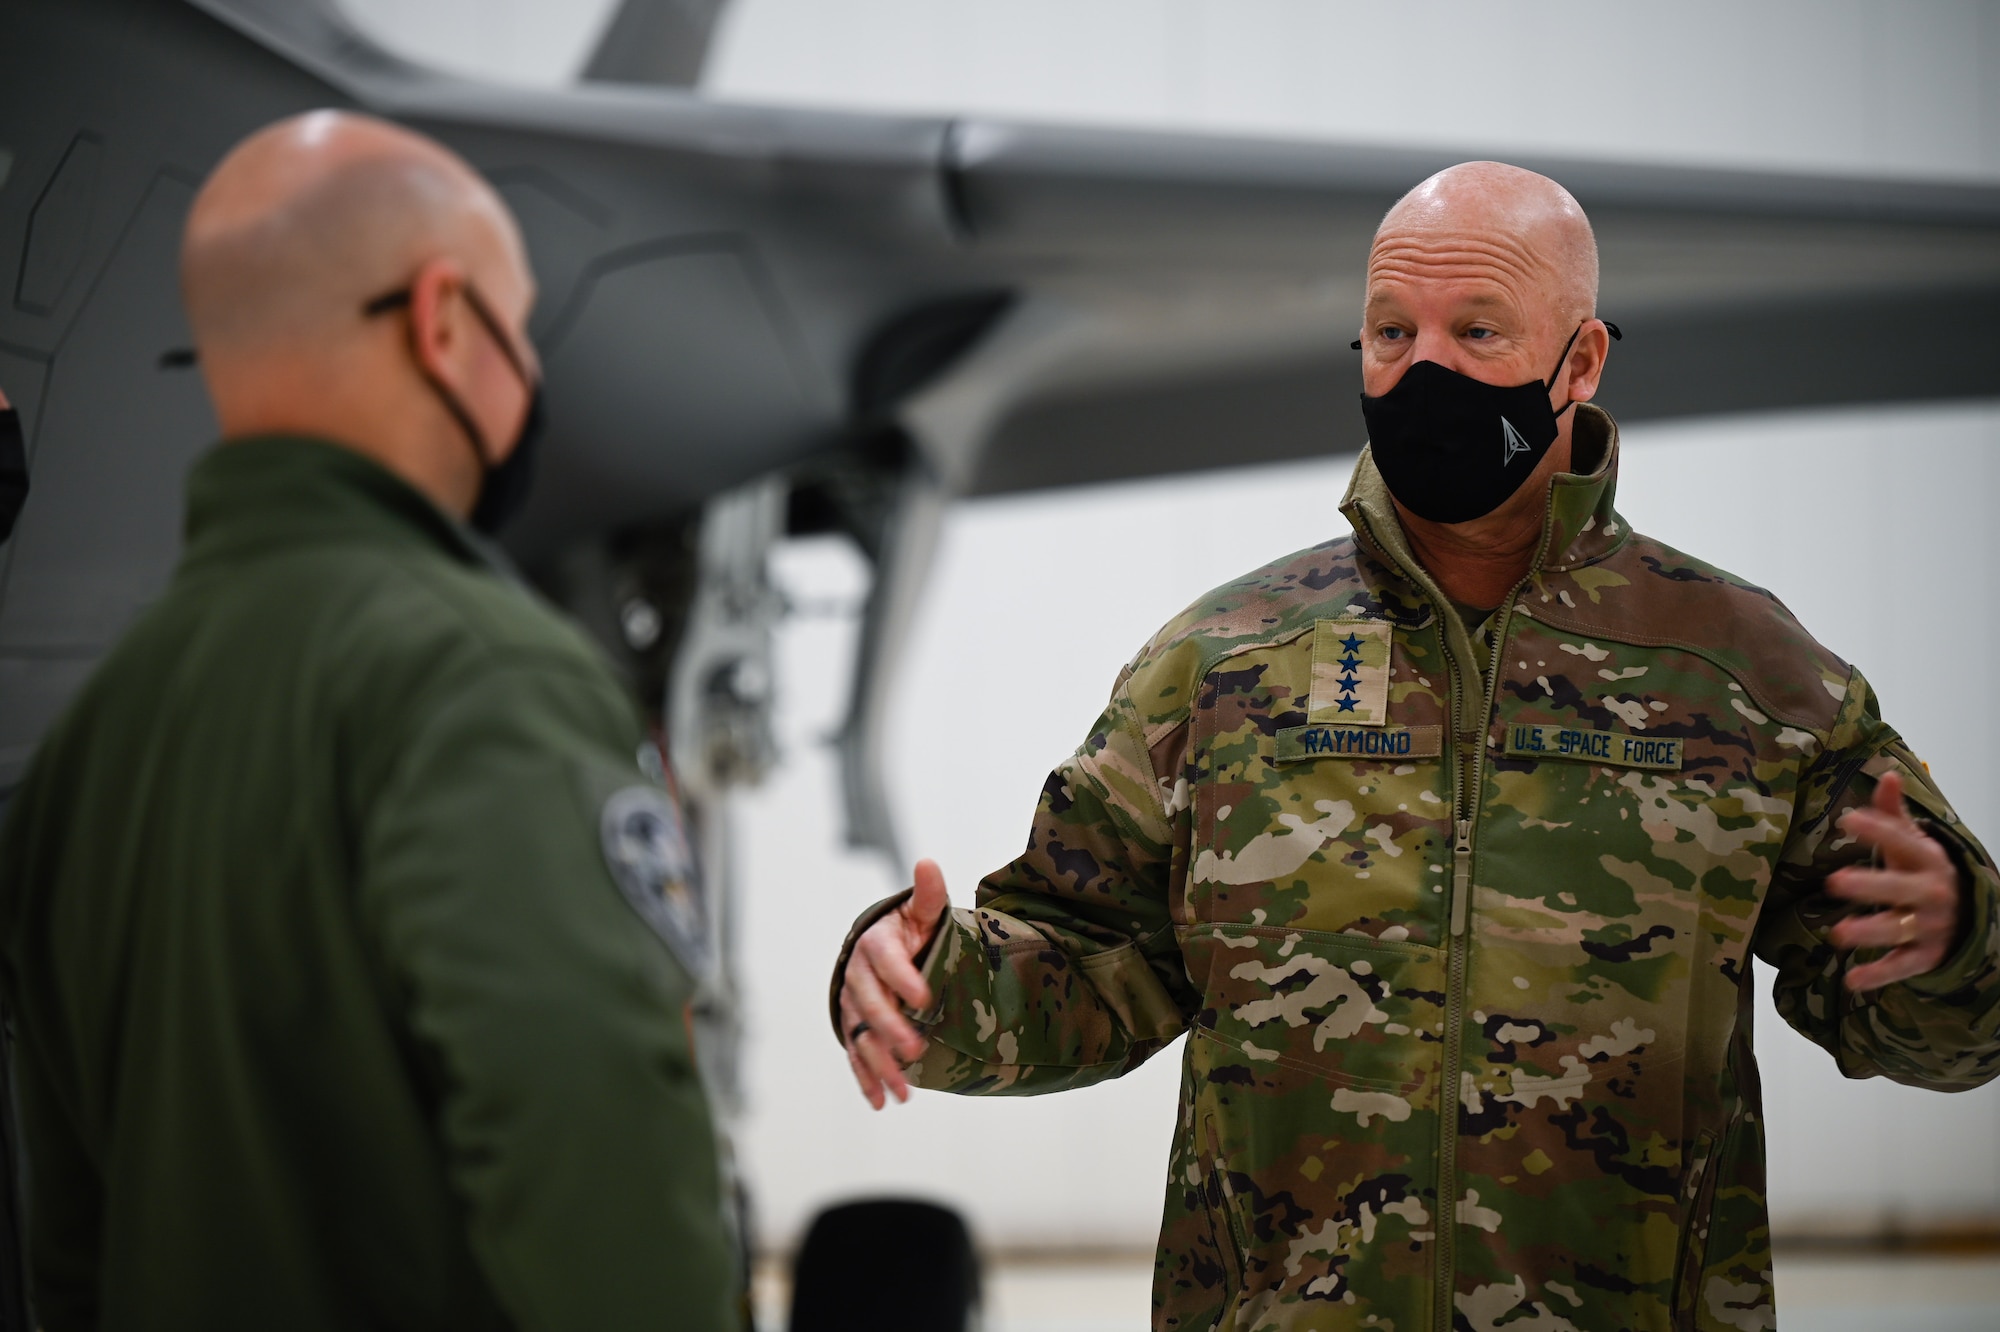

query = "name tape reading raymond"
[1276, 724, 1443, 763]
[1503, 723, 1682, 771]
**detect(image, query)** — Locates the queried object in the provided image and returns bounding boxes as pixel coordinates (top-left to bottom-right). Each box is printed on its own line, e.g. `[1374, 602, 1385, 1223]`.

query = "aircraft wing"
[951, 120, 2000, 494]
[2, 0, 1997, 814]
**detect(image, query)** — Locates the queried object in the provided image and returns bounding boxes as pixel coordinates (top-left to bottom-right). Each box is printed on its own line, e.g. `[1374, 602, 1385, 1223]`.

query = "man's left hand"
[1827, 770, 1962, 991]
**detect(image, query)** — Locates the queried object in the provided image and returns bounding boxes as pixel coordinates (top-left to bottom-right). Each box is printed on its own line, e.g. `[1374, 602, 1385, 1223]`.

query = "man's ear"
[405, 258, 470, 389]
[1565, 319, 1612, 404]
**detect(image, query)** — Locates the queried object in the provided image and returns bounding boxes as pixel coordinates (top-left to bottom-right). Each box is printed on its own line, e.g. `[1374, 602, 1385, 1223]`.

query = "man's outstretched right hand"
[839, 859, 949, 1109]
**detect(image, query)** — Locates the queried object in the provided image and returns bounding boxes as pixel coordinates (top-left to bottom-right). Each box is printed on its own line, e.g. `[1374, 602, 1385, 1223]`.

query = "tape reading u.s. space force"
[1503, 724, 1682, 771]
[1276, 724, 1442, 762]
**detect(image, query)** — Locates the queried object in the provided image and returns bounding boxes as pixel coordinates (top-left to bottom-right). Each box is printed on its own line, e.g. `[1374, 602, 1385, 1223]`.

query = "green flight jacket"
[0, 438, 733, 1330]
[837, 407, 2000, 1331]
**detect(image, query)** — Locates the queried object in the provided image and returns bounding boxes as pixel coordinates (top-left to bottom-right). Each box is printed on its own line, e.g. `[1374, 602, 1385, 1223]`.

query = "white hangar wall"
[331, 0, 2000, 1250]
[707, 0, 2000, 183]
[338, 0, 2000, 185]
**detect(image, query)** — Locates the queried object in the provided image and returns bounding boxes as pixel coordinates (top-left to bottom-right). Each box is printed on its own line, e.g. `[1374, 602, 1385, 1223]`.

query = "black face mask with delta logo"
[1356, 320, 1620, 525]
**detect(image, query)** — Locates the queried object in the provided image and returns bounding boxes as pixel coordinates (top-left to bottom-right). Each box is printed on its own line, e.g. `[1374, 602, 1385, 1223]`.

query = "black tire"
[788, 1197, 981, 1332]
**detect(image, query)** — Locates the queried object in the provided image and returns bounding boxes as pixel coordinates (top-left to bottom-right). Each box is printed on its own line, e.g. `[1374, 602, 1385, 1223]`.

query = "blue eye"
[1380, 328, 1406, 340]
[1466, 328, 1494, 339]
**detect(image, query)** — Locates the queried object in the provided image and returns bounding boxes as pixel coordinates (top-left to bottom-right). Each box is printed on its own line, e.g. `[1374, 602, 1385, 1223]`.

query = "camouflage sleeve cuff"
[1903, 824, 1998, 998]
[910, 908, 970, 1026]
[827, 888, 911, 1041]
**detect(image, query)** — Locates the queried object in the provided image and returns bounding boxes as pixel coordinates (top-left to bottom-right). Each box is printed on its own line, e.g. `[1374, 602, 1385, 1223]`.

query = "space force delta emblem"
[1308, 619, 1392, 724]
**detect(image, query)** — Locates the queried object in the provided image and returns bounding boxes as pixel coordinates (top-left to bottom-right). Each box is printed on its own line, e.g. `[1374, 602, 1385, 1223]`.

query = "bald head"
[1356, 162, 1614, 572]
[181, 111, 541, 523]
[1372, 161, 1598, 335]
[181, 110, 525, 360]
[1359, 160, 1609, 415]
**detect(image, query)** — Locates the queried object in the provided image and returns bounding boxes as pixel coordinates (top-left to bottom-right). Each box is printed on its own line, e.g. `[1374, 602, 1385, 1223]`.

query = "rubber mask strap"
[370, 287, 496, 467]
[459, 284, 538, 394]
[1544, 322, 1586, 423]
[363, 285, 536, 470]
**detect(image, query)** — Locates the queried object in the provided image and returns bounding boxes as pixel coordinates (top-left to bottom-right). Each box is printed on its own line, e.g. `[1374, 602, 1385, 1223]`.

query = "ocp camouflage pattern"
[846, 406, 2000, 1331]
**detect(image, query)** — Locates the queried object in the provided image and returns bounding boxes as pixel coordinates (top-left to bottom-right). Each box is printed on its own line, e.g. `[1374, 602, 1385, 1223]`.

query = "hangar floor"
[754, 1249, 2000, 1331]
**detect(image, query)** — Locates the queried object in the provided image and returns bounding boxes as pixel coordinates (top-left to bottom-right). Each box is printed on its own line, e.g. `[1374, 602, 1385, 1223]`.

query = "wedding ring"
[1897, 911, 1919, 946]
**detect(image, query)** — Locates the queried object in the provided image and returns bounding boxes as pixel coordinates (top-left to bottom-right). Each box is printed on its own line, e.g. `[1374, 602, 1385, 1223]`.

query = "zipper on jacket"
[1450, 819, 1473, 936]
[1347, 505, 1537, 1331]
[1434, 594, 1523, 1332]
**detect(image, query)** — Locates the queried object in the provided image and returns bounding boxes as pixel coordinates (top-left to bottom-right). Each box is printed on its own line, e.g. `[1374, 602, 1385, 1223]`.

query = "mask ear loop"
[365, 283, 536, 470]
[364, 286, 496, 469]
[1543, 319, 1622, 422]
[1544, 323, 1585, 389]
[452, 286, 543, 478]
[459, 284, 540, 395]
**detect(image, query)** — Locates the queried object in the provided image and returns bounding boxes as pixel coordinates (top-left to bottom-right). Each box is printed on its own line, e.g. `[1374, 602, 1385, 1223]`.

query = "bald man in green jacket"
[0, 112, 733, 1330]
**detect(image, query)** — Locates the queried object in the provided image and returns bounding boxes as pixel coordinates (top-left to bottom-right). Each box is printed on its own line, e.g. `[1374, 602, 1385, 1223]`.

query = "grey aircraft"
[2, 0, 1998, 1325]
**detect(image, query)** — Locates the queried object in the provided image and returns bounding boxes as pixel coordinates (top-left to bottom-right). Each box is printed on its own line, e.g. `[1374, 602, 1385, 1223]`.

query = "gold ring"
[1898, 911, 1919, 945]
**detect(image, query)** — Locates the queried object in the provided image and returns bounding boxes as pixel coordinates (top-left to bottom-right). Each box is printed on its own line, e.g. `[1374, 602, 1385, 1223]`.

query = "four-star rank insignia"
[600, 785, 709, 977]
[1309, 620, 1392, 725]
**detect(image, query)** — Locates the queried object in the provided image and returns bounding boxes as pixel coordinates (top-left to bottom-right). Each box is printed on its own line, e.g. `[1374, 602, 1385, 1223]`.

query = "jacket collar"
[181, 435, 510, 575]
[1339, 402, 1625, 591]
[1337, 405, 1623, 730]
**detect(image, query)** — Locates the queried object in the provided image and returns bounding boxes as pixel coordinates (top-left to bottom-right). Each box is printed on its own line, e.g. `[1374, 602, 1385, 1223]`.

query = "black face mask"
[467, 379, 544, 536]
[0, 407, 28, 545]
[364, 283, 545, 535]
[1358, 322, 1616, 525]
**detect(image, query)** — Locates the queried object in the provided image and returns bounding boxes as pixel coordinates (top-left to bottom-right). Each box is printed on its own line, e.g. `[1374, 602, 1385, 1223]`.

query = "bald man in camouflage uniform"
[833, 162, 2000, 1332]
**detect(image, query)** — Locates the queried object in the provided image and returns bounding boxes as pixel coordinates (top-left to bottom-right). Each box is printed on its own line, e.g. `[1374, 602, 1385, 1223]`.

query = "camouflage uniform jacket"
[834, 405, 2000, 1332]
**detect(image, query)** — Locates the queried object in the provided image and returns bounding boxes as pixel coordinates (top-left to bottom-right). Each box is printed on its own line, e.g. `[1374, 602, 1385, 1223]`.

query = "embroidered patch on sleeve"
[1309, 620, 1392, 725]
[600, 786, 709, 976]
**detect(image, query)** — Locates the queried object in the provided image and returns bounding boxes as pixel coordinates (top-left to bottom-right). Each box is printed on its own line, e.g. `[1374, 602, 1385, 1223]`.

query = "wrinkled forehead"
[1364, 222, 1569, 324]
